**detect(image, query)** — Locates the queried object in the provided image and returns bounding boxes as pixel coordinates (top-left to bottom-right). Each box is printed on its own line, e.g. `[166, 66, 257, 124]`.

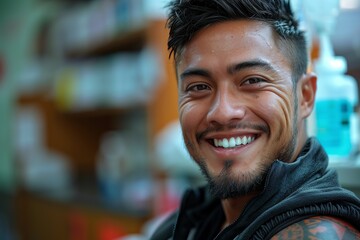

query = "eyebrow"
[227, 59, 277, 75]
[179, 59, 277, 81]
[180, 68, 211, 81]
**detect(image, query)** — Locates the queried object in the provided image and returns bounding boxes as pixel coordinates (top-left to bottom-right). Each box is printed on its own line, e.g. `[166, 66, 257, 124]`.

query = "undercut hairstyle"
[166, 0, 308, 84]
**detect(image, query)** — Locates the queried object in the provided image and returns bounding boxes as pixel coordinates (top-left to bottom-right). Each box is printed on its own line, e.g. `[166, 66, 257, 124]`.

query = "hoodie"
[150, 138, 360, 239]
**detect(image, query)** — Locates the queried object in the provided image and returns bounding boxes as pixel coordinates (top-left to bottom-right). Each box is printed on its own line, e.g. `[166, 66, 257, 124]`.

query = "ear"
[298, 72, 317, 119]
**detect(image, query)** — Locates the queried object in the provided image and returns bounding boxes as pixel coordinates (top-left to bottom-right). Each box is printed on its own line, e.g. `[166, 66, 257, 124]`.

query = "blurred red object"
[98, 220, 126, 240]
[69, 212, 88, 240]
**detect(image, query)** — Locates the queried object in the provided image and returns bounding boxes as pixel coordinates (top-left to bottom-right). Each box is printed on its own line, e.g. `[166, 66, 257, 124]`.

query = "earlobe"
[299, 72, 317, 118]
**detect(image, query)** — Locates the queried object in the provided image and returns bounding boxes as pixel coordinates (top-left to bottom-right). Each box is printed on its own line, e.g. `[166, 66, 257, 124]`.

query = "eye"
[242, 77, 266, 86]
[186, 83, 211, 92]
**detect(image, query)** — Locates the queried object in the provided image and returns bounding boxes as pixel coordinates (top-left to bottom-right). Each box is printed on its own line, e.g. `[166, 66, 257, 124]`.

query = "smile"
[214, 136, 256, 148]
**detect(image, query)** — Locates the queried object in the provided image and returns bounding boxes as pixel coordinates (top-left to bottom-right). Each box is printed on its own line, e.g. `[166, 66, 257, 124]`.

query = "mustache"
[196, 122, 269, 141]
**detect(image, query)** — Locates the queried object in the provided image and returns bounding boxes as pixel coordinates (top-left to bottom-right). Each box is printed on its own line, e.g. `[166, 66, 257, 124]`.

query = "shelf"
[15, 189, 150, 240]
[18, 92, 145, 118]
[58, 104, 146, 118]
[16, 92, 124, 176]
[66, 26, 147, 59]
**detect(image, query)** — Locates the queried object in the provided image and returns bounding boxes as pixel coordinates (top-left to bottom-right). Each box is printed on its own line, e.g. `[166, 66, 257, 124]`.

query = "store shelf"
[15, 189, 150, 240]
[13, 0, 178, 237]
[66, 26, 147, 59]
[58, 104, 146, 118]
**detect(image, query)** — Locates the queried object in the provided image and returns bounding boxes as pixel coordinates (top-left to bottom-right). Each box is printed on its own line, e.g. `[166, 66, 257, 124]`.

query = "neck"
[220, 191, 260, 230]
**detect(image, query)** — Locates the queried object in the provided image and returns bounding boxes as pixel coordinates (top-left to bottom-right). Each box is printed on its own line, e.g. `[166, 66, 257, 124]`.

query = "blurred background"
[0, 0, 360, 239]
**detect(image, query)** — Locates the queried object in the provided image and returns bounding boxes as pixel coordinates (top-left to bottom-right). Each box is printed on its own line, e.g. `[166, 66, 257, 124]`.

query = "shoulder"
[271, 216, 360, 240]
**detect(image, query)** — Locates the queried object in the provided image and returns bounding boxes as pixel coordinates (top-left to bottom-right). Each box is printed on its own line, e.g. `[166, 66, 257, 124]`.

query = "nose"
[206, 88, 246, 126]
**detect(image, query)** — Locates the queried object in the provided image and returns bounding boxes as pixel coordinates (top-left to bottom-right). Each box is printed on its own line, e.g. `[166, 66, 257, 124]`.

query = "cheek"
[178, 102, 208, 160]
[179, 102, 205, 135]
[254, 93, 294, 135]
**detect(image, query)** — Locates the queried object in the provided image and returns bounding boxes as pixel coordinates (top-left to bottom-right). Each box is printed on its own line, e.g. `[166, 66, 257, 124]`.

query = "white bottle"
[313, 33, 359, 161]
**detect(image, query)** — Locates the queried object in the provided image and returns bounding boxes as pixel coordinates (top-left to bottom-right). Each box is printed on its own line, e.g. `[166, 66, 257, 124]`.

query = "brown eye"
[187, 83, 210, 92]
[243, 77, 265, 85]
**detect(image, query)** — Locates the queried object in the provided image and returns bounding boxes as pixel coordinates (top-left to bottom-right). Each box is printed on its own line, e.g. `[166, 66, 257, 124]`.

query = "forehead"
[177, 20, 291, 75]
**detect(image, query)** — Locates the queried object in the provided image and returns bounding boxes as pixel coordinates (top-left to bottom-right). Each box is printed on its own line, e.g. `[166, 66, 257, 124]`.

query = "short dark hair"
[166, 0, 308, 83]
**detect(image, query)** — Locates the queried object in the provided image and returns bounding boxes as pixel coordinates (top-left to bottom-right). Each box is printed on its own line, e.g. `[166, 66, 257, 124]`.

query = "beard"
[186, 120, 298, 200]
[197, 136, 297, 199]
[198, 158, 269, 199]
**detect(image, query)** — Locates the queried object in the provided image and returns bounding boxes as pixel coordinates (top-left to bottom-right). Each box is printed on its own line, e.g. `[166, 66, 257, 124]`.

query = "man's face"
[177, 20, 306, 198]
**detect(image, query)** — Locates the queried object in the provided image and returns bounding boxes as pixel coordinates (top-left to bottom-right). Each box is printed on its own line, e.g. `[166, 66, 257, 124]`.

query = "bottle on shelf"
[304, 0, 359, 161]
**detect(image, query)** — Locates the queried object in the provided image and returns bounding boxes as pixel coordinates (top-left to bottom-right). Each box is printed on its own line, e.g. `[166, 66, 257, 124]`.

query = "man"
[151, 0, 360, 239]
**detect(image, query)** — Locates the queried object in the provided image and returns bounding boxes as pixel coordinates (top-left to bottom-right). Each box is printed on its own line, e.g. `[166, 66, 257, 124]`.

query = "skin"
[272, 216, 360, 239]
[176, 19, 332, 233]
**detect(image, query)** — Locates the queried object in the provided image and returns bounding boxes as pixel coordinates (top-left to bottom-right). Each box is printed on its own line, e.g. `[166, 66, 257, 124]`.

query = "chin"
[200, 160, 269, 199]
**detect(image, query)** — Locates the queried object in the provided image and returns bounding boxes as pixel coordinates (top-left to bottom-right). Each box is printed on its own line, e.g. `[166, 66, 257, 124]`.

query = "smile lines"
[214, 136, 255, 148]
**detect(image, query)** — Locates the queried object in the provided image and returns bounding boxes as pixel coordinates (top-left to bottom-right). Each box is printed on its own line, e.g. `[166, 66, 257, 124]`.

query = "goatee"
[199, 159, 268, 199]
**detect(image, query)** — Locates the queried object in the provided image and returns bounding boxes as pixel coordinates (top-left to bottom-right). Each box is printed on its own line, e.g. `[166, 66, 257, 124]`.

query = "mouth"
[209, 135, 258, 149]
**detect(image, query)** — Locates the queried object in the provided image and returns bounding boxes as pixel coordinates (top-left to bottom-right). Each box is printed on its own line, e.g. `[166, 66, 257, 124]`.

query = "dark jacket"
[150, 138, 360, 240]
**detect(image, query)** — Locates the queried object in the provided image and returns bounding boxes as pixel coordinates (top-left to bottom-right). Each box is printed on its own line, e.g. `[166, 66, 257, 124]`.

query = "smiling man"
[150, 0, 360, 239]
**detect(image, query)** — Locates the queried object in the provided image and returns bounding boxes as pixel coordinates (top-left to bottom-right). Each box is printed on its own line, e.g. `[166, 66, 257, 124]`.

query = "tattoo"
[271, 216, 360, 240]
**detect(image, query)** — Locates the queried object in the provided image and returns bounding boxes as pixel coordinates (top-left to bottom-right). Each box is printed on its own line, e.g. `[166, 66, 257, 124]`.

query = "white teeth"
[213, 136, 255, 148]
[222, 138, 229, 148]
[229, 137, 236, 148]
